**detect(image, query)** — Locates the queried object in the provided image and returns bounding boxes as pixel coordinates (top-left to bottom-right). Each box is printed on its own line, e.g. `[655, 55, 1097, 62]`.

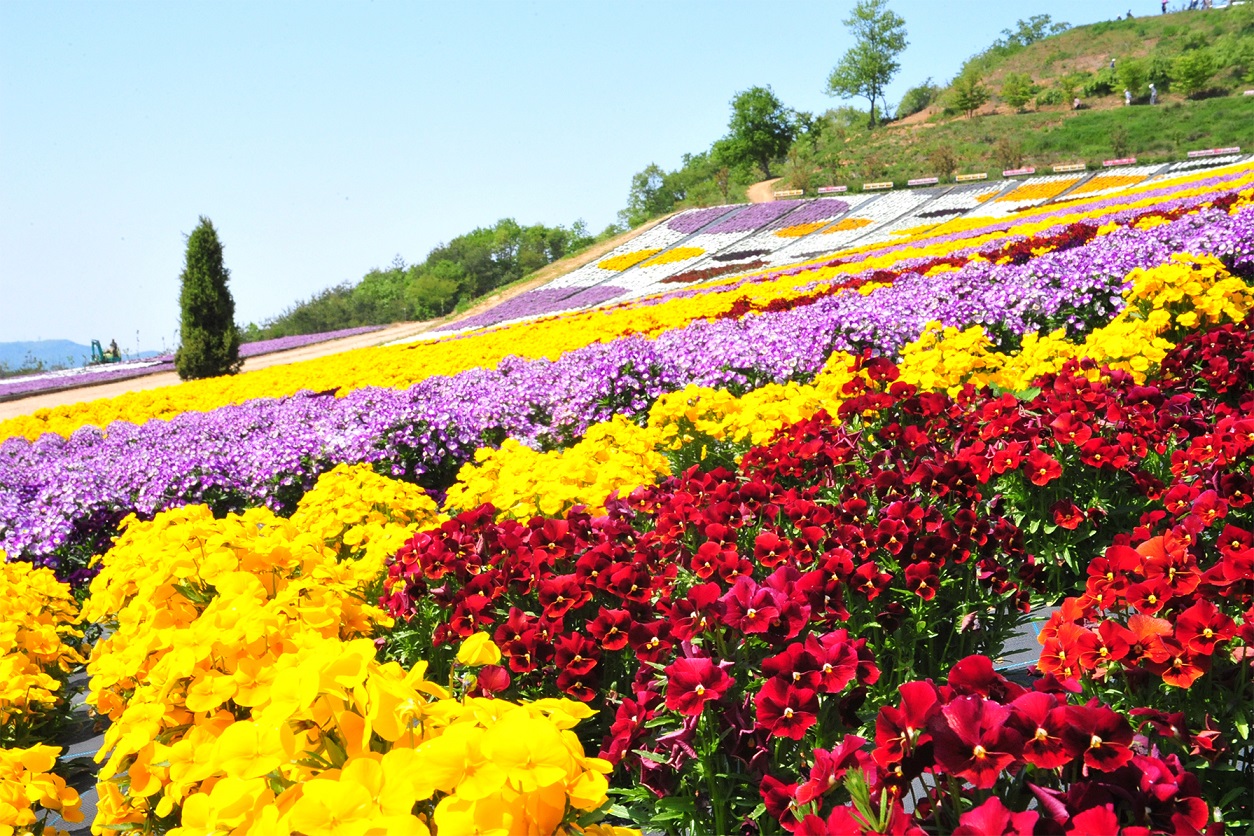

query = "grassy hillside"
[640, 6, 1253, 204]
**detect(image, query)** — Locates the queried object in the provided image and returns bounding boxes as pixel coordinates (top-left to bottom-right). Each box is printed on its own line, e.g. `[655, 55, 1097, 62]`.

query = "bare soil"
[746, 178, 782, 203]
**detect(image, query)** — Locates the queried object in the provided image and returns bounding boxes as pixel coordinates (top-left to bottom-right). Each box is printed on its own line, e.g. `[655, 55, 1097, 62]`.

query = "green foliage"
[1035, 87, 1065, 107]
[895, 78, 940, 119]
[254, 218, 597, 338]
[825, 0, 909, 127]
[175, 217, 241, 381]
[948, 71, 990, 118]
[1081, 67, 1117, 97]
[1117, 59, 1148, 99]
[1172, 49, 1219, 98]
[719, 86, 797, 179]
[1000, 72, 1037, 111]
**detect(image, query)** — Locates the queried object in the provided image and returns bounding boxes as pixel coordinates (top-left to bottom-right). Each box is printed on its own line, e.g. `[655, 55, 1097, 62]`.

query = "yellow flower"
[456, 633, 502, 667]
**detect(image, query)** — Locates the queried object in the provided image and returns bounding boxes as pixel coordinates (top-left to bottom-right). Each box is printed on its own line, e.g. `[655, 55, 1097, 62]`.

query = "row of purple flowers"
[0, 326, 385, 401]
[1, 205, 1250, 575]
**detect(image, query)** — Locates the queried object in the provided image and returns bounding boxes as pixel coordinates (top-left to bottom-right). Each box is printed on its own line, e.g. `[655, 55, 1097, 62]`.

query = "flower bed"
[3, 204, 1250, 574]
[1, 168, 1253, 835]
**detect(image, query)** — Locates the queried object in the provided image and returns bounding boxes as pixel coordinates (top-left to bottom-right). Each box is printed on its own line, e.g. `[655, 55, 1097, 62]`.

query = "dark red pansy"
[587, 607, 632, 651]
[664, 656, 734, 716]
[1009, 691, 1071, 770]
[1051, 500, 1086, 531]
[1064, 805, 1119, 834]
[929, 695, 1022, 789]
[1024, 449, 1062, 486]
[1062, 703, 1134, 771]
[1174, 599, 1236, 656]
[874, 680, 941, 767]
[904, 561, 939, 600]
[794, 734, 871, 806]
[754, 678, 818, 740]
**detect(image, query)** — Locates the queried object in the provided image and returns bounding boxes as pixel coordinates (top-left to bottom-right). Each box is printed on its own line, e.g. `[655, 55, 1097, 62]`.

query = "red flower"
[874, 681, 941, 768]
[794, 734, 871, 806]
[1024, 450, 1062, 486]
[1064, 805, 1119, 834]
[952, 796, 1038, 835]
[1051, 499, 1087, 531]
[1144, 637, 1210, 688]
[1062, 703, 1134, 771]
[1127, 576, 1172, 615]
[720, 577, 782, 635]
[1173, 599, 1236, 656]
[587, 607, 632, 651]
[904, 561, 939, 600]
[754, 678, 818, 740]
[929, 695, 1023, 789]
[553, 632, 599, 676]
[664, 656, 733, 716]
[1009, 692, 1072, 770]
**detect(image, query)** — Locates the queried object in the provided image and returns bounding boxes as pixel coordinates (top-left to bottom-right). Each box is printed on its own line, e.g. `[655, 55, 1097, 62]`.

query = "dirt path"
[746, 178, 782, 203]
[0, 217, 669, 421]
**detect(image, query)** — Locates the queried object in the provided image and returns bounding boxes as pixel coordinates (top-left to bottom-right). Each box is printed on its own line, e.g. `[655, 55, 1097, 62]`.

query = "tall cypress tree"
[175, 217, 242, 380]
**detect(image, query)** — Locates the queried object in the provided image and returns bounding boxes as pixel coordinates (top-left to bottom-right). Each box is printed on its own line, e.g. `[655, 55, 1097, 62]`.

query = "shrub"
[1001, 72, 1038, 111]
[1035, 87, 1065, 107]
[895, 78, 941, 119]
[1172, 49, 1219, 99]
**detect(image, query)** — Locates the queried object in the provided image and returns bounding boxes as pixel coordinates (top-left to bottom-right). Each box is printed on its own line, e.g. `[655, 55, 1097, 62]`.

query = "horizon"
[1, 0, 1170, 348]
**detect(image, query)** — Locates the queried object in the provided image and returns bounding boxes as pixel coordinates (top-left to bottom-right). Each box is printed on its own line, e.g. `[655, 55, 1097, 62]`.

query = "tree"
[826, 0, 909, 128]
[721, 86, 797, 179]
[1171, 49, 1218, 99]
[1001, 72, 1037, 112]
[619, 164, 678, 228]
[949, 72, 990, 118]
[175, 217, 241, 380]
[1117, 59, 1148, 100]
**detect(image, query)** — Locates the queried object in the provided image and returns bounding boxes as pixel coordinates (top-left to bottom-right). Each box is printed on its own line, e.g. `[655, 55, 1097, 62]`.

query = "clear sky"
[1, 0, 1155, 350]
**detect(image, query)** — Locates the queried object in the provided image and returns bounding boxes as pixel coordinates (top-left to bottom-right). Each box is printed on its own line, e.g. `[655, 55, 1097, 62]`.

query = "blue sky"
[1, 0, 1153, 349]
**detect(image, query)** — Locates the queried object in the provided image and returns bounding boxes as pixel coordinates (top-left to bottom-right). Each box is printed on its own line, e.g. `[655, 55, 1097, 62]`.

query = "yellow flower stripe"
[823, 217, 874, 233]
[994, 176, 1082, 203]
[597, 249, 662, 271]
[1, 163, 1249, 446]
[775, 221, 830, 238]
[639, 246, 705, 267]
[1065, 173, 1148, 197]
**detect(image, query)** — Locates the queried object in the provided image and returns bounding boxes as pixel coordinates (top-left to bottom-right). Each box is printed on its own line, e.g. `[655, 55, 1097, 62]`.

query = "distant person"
[1111, 58, 1117, 71]
[1149, 83, 1158, 104]
[108, 339, 119, 360]
[1125, 88, 1133, 105]
[1073, 96, 1082, 110]
[1162, 0, 1167, 12]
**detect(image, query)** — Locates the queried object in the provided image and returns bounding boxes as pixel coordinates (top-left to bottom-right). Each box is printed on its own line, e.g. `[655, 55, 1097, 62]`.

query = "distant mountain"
[0, 340, 92, 370]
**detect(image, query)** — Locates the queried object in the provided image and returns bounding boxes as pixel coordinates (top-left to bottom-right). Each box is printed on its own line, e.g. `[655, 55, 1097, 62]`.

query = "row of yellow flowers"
[2, 162, 1248, 445]
[75, 464, 630, 835]
[445, 252, 1254, 521]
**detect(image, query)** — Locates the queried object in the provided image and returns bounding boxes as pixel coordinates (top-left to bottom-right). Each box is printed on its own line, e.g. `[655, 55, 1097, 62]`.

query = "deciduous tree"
[721, 86, 797, 179]
[826, 0, 909, 128]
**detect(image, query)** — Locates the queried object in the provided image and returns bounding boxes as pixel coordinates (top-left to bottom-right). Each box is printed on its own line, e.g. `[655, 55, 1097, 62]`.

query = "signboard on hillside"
[772, 189, 804, 199]
[1187, 147, 1241, 158]
[1053, 163, 1087, 173]
[816, 185, 848, 194]
[907, 177, 940, 187]
[955, 173, 987, 182]
[863, 181, 894, 191]
[1002, 167, 1035, 177]
[1102, 157, 1137, 167]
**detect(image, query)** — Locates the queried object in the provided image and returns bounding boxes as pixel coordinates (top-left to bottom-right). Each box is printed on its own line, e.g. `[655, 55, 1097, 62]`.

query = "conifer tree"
[175, 216, 242, 380]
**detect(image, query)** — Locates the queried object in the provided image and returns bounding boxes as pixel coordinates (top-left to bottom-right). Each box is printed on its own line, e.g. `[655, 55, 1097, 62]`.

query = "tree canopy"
[826, 0, 908, 128]
[719, 86, 797, 179]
